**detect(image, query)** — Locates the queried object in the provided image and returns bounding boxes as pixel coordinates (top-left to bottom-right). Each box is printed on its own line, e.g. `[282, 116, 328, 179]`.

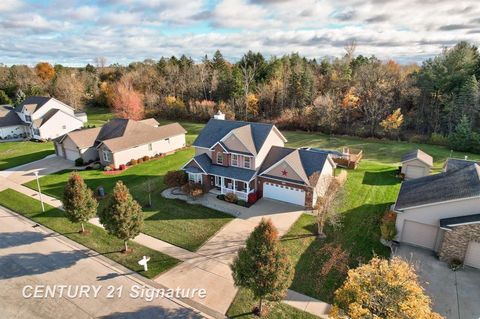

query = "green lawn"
[85, 107, 115, 127]
[0, 189, 179, 278]
[24, 148, 234, 251]
[0, 141, 54, 170]
[227, 288, 318, 319]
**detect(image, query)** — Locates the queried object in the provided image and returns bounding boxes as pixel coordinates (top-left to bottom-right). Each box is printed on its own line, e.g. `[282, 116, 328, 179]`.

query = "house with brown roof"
[182, 116, 336, 208]
[54, 118, 186, 168]
[0, 96, 88, 140]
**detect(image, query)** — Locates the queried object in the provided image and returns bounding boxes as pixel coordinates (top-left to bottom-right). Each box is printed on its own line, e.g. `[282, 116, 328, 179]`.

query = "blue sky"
[0, 0, 479, 66]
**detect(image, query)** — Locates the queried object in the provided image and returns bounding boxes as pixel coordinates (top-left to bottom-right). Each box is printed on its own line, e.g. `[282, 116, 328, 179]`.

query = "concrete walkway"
[0, 162, 331, 318]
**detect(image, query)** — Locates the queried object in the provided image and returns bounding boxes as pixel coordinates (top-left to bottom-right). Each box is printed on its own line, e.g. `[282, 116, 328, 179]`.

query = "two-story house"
[0, 96, 87, 140]
[182, 116, 336, 208]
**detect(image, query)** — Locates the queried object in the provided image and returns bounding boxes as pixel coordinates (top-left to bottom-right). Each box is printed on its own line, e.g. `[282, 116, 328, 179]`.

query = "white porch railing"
[221, 187, 254, 201]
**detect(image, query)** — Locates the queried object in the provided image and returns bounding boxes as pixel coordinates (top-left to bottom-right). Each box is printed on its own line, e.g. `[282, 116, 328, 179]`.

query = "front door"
[215, 176, 222, 188]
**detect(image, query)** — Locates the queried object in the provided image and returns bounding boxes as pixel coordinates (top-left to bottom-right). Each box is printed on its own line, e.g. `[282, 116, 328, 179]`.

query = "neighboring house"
[54, 118, 186, 168]
[182, 117, 336, 208]
[400, 149, 433, 180]
[0, 105, 29, 139]
[393, 158, 480, 269]
[1, 96, 88, 140]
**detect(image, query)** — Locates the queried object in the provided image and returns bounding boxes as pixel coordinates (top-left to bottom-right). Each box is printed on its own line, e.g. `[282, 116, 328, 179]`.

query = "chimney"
[214, 110, 225, 120]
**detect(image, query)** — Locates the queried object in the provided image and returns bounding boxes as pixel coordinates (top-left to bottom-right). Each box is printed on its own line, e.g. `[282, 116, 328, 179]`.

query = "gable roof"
[440, 214, 480, 229]
[394, 159, 480, 210]
[224, 125, 257, 155]
[15, 96, 52, 113]
[32, 109, 61, 127]
[98, 120, 186, 152]
[56, 127, 102, 149]
[259, 146, 333, 186]
[184, 153, 256, 182]
[401, 149, 433, 166]
[139, 118, 159, 127]
[0, 105, 25, 127]
[193, 119, 286, 153]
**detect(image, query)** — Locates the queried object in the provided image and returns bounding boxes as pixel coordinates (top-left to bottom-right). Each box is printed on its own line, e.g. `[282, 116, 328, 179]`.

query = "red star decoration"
[281, 169, 288, 176]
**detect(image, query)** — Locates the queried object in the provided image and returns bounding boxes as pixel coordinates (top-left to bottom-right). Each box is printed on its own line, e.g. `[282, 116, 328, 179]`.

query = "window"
[189, 173, 202, 184]
[102, 150, 110, 162]
[25, 115, 32, 122]
[148, 143, 152, 151]
[33, 128, 40, 136]
[165, 138, 170, 144]
[216, 152, 223, 165]
[62, 125, 66, 129]
[231, 154, 239, 167]
[244, 156, 251, 169]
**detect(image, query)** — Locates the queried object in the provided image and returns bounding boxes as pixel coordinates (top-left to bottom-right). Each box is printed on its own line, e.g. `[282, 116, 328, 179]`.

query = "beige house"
[400, 149, 433, 180]
[55, 118, 186, 168]
[393, 158, 480, 269]
[183, 116, 336, 208]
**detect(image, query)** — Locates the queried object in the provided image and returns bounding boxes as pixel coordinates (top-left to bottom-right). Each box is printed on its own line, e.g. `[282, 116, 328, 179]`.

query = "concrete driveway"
[0, 206, 205, 319]
[0, 155, 74, 185]
[395, 245, 480, 319]
[155, 198, 305, 315]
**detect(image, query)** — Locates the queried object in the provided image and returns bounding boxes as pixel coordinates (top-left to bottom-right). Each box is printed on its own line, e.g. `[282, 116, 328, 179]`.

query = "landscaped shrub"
[380, 211, 397, 241]
[248, 192, 258, 204]
[103, 165, 112, 171]
[237, 199, 247, 207]
[217, 194, 225, 201]
[119, 164, 126, 170]
[75, 158, 84, 166]
[137, 158, 144, 164]
[143, 155, 150, 162]
[164, 170, 187, 188]
[225, 192, 238, 203]
[182, 182, 204, 199]
[130, 159, 138, 165]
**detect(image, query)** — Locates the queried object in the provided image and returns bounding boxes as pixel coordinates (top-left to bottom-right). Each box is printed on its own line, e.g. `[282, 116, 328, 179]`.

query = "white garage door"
[401, 220, 438, 249]
[55, 143, 64, 158]
[464, 241, 480, 269]
[405, 165, 425, 179]
[263, 182, 305, 206]
[64, 149, 80, 161]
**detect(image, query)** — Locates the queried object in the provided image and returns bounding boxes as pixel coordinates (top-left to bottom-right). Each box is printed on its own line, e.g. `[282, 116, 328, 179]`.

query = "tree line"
[1, 41, 479, 151]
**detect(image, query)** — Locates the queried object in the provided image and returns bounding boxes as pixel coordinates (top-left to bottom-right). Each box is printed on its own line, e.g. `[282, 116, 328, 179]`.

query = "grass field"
[85, 107, 115, 127]
[24, 148, 234, 251]
[0, 189, 179, 278]
[0, 141, 54, 170]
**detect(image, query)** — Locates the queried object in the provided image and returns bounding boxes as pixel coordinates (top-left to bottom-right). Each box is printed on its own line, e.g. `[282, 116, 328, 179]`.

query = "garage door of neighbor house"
[406, 165, 425, 179]
[401, 220, 438, 249]
[263, 182, 305, 206]
[64, 149, 79, 161]
[464, 241, 480, 269]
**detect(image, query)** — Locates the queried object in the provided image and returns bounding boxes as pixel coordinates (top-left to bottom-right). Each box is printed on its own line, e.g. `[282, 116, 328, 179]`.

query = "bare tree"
[94, 56, 107, 69]
[344, 40, 357, 62]
[240, 60, 257, 120]
[313, 175, 345, 239]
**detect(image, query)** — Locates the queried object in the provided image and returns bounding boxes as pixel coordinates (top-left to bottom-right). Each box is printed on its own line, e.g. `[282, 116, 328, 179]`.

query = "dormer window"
[216, 152, 224, 165]
[25, 115, 31, 122]
[244, 156, 251, 169]
[231, 154, 239, 167]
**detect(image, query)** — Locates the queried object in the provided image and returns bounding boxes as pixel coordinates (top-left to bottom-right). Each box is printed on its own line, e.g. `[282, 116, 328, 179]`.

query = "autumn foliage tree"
[110, 76, 144, 120]
[314, 177, 344, 238]
[35, 62, 55, 82]
[381, 108, 404, 138]
[331, 257, 443, 319]
[62, 172, 98, 234]
[231, 219, 294, 316]
[99, 181, 143, 252]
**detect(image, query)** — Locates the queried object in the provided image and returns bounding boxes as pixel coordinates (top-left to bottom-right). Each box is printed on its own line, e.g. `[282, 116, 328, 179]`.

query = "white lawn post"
[34, 171, 45, 212]
[138, 256, 151, 272]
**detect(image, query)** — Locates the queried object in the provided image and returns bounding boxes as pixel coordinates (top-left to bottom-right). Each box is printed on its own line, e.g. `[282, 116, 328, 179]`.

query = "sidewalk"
[0, 164, 331, 318]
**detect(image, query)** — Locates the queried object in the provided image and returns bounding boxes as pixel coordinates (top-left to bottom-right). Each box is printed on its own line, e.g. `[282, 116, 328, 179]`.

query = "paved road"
[0, 206, 206, 319]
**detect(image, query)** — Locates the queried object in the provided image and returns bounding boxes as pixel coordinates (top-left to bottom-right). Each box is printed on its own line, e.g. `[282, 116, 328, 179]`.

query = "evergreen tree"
[448, 115, 476, 152]
[62, 172, 98, 233]
[231, 219, 293, 316]
[0, 89, 12, 105]
[99, 181, 143, 252]
[14, 89, 25, 106]
[458, 75, 479, 121]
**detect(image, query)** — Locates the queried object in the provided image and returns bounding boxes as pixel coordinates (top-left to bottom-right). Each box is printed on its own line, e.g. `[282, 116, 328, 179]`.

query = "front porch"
[212, 176, 255, 201]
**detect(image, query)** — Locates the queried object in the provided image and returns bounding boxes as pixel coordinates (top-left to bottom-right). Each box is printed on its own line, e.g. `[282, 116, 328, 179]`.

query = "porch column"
[245, 181, 249, 195]
[232, 178, 236, 195]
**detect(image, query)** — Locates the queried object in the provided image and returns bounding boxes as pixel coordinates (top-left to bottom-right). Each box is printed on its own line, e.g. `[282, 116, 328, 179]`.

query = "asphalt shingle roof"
[32, 109, 60, 127]
[14, 96, 52, 113]
[394, 159, 480, 210]
[188, 153, 256, 182]
[192, 119, 281, 153]
[0, 105, 24, 127]
[401, 149, 433, 166]
[440, 214, 480, 229]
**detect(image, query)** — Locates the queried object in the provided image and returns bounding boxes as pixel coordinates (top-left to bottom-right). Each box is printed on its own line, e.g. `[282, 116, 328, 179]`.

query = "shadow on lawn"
[0, 150, 54, 170]
[362, 169, 400, 185]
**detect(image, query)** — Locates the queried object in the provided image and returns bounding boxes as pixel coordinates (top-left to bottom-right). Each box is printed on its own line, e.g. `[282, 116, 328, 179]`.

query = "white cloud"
[0, 0, 23, 12]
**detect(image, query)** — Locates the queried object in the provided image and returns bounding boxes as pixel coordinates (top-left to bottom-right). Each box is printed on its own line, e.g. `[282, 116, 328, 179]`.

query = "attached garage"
[464, 241, 480, 269]
[263, 182, 305, 206]
[401, 220, 438, 249]
[64, 148, 80, 161]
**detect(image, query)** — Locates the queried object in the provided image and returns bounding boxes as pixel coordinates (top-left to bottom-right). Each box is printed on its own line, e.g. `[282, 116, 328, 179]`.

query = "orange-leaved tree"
[35, 62, 55, 82]
[331, 257, 443, 319]
[110, 76, 144, 120]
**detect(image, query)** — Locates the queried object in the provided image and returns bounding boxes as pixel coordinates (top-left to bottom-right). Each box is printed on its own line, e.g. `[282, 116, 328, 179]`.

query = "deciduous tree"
[62, 172, 98, 234]
[35, 62, 55, 82]
[231, 219, 293, 316]
[331, 257, 443, 319]
[110, 76, 144, 120]
[99, 181, 143, 252]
